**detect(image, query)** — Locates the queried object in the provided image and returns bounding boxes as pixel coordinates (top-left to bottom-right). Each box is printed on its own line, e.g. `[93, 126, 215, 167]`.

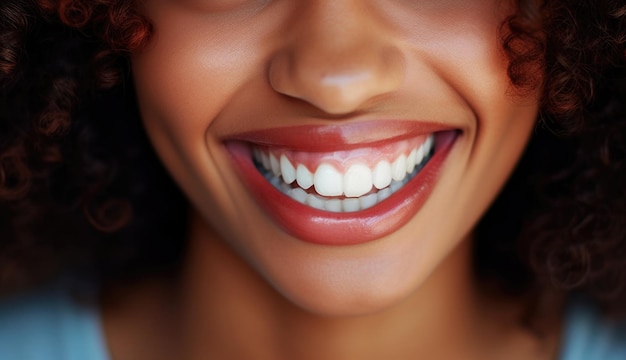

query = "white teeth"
[275, 178, 414, 213]
[314, 164, 343, 197]
[306, 194, 326, 210]
[390, 180, 403, 192]
[342, 198, 360, 212]
[253, 134, 436, 212]
[391, 154, 407, 181]
[261, 151, 271, 170]
[377, 187, 392, 201]
[279, 182, 291, 194]
[289, 187, 308, 204]
[270, 154, 281, 177]
[416, 144, 424, 166]
[372, 160, 392, 190]
[359, 193, 378, 210]
[325, 199, 343, 212]
[280, 155, 296, 184]
[343, 164, 373, 198]
[425, 135, 434, 151]
[406, 148, 417, 174]
[296, 164, 313, 190]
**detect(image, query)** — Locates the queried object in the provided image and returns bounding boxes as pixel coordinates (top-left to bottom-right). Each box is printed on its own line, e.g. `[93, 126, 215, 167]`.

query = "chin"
[252, 238, 432, 318]
[279, 277, 416, 317]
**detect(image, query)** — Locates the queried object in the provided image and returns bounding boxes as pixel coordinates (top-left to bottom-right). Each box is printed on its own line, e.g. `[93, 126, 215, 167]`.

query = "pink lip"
[226, 120, 449, 151]
[224, 121, 458, 246]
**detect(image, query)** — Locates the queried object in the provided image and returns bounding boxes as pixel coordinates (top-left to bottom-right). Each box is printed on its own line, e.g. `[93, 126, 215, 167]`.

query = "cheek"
[128, 9, 287, 249]
[132, 45, 237, 138]
[130, 8, 267, 141]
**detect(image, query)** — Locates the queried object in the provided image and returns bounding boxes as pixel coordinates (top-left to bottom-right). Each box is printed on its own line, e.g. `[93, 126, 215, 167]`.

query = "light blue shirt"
[0, 290, 625, 359]
[559, 301, 626, 359]
[0, 289, 108, 360]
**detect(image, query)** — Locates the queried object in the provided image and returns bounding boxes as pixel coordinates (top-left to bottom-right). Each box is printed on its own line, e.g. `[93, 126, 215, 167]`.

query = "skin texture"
[119, 0, 552, 359]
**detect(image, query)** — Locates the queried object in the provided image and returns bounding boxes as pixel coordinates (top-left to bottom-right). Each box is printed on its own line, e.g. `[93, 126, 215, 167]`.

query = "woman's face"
[132, 0, 539, 315]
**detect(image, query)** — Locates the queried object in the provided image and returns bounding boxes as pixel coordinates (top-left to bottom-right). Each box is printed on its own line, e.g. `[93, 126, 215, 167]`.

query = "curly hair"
[477, 0, 626, 315]
[0, 0, 625, 316]
[0, 0, 186, 294]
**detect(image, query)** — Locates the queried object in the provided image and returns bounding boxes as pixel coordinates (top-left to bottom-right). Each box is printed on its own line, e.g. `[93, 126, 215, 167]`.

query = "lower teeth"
[256, 151, 433, 213]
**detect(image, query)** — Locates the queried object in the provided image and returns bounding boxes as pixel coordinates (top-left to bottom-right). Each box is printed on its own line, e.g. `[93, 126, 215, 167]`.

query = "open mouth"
[225, 122, 458, 245]
[252, 134, 435, 213]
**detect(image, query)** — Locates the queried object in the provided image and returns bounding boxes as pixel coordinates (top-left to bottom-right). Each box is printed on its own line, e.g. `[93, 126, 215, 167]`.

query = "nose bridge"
[268, 0, 404, 115]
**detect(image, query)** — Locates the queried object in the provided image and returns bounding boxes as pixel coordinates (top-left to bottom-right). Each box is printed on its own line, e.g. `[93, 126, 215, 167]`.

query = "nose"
[268, 1, 405, 115]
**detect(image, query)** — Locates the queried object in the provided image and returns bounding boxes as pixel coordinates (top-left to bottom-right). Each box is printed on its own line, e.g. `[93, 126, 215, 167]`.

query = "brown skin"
[103, 0, 560, 359]
[103, 224, 561, 360]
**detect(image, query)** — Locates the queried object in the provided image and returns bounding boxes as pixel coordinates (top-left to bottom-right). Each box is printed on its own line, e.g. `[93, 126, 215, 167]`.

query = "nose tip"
[269, 47, 404, 114]
[267, 0, 405, 116]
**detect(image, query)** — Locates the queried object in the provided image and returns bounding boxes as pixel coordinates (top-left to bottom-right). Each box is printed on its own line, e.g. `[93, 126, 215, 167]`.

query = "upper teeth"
[253, 135, 434, 200]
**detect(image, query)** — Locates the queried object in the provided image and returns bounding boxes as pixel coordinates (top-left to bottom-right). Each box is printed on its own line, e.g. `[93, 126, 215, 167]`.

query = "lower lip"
[226, 131, 458, 246]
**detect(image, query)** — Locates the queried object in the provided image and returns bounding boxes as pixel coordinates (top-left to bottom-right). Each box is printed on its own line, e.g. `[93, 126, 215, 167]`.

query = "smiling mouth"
[225, 121, 457, 245]
[252, 134, 435, 213]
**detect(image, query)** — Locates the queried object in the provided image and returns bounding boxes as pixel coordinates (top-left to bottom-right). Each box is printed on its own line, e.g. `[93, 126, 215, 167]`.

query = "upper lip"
[222, 120, 456, 151]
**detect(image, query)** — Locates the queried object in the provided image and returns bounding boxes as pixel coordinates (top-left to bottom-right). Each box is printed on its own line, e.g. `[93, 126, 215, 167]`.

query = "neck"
[179, 212, 487, 360]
